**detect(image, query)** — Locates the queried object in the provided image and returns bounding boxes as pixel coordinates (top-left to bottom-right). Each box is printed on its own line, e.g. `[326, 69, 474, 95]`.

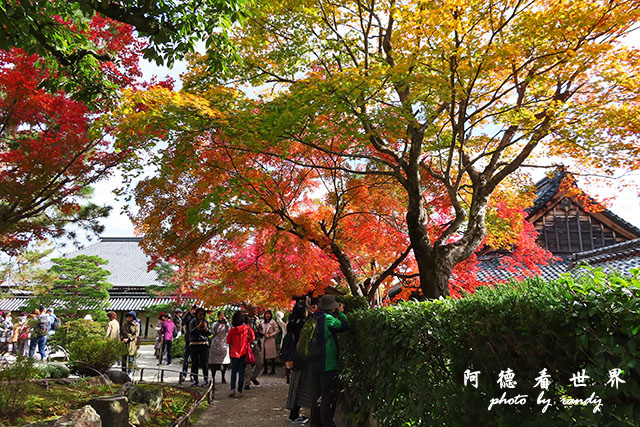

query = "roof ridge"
[100, 237, 142, 242]
[573, 238, 640, 260]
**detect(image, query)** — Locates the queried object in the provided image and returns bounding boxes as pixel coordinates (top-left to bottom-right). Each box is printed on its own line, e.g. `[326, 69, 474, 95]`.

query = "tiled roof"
[526, 170, 569, 218]
[0, 298, 30, 312]
[56, 237, 161, 288]
[476, 256, 571, 283]
[0, 296, 185, 313]
[569, 238, 640, 274]
[477, 239, 640, 284]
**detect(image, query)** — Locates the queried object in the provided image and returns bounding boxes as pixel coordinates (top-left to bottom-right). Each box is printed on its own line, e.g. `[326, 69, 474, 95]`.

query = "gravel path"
[194, 368, 303, 426]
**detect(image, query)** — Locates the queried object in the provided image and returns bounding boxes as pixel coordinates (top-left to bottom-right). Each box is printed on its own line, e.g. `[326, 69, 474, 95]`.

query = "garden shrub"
[0, 357, 39, 421]
[340, 270, 640, 426]
[335, 294, 369, 313]
[48, 319, 107, 351]
[69, 338, 128, 375]
[37, 362, 71, 379]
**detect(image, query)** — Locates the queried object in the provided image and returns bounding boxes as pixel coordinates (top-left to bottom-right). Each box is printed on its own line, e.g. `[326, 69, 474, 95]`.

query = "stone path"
[194, 368, 304, 426]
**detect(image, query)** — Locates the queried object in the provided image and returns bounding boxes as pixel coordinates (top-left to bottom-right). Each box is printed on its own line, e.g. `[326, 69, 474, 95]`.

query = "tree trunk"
[415, 253, 452, 299]
[403, 152, 454, 299]
[329, 241, 364, 297]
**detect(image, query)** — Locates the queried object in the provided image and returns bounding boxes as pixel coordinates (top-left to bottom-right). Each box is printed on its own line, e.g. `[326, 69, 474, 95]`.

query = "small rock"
[106, 369, 131, 384]
[130, 404, 151, 426]
[118, 384, 163, 411]
[85, 375, 112, 387]
[137, 387, 163, 411]
[90, 396, 129, 427]
[50, 405, 101, 427]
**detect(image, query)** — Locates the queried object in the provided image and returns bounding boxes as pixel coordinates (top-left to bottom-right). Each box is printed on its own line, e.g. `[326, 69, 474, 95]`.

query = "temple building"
[477, 170, 640, 282]
[0, 237, 180, 338]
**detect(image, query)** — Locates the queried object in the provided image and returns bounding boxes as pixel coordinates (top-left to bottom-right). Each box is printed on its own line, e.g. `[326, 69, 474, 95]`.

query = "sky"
[86, 28, 640, 246]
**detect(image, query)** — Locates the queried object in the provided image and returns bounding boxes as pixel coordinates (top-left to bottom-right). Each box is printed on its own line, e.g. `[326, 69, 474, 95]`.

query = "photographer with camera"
[188, 308, 211, 386]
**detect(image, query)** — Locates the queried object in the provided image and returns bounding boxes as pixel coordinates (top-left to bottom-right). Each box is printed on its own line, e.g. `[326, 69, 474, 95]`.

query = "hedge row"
[339, 269, 640, 426]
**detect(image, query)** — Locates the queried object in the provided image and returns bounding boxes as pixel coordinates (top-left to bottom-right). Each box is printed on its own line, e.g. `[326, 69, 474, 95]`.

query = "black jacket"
[284, 318, 307, 370]
[188, 318, 211, 343]
[182, 311, 194, 341]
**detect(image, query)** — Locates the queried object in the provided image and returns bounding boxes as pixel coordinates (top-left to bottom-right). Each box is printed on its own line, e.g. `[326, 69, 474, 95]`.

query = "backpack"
[296, 316, 331, 361]
[51, 316, 61, 331]
[172, 323, 179, 339]
[19, 325, 29, 341]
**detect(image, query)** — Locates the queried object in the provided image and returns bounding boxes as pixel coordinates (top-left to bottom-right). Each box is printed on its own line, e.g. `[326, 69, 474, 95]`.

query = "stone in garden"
[118, 382, 138, 401]
[85, 375, 112, 387]
[106, 369, 131, 384]
[130, 404, 151, 426]
[118, 383, 163, 410]
[136, 387, 163, 410]
[89, 396, 129, 427]
[50, 405, 101, 426]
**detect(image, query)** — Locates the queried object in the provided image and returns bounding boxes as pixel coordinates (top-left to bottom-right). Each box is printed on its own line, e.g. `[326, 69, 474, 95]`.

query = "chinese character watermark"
[570, 369, 589, 387]
[464, 369, 480, 388]
[606, 368, 625, 389]
[497, 368, 517, 389]
[534, 368, 552, 391]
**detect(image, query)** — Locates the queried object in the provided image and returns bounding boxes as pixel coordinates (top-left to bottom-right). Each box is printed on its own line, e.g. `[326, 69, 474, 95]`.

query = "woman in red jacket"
[226, 311, 255, 398]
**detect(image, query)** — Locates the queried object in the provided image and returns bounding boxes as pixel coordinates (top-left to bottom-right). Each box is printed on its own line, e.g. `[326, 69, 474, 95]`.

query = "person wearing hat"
[309, 295, 349, 427]
[121, 311, 141, 375]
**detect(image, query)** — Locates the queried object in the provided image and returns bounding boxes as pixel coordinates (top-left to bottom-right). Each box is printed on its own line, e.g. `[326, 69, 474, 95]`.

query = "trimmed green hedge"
[340, 269, 640, 426]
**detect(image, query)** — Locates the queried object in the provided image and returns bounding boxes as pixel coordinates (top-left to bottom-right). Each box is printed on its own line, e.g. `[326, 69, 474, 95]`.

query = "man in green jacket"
[310, 295, 349, 427]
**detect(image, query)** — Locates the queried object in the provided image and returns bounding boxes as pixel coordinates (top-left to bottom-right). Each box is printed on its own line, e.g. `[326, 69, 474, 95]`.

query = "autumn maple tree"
[108, 0, 640, 302]
[0, 17, 143, 254]
[109, 87, 553, 306]
[210, 0, 640, 299]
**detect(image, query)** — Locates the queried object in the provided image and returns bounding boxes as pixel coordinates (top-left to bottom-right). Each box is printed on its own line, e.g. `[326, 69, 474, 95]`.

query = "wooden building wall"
[533, 198, 626, 255]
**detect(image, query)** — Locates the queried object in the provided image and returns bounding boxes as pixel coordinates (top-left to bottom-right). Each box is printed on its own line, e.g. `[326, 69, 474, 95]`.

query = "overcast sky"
[88, 30, 640, 245]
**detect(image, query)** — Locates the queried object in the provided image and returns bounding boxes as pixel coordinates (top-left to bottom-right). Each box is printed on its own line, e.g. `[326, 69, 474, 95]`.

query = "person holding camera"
[188, 308, 211, 387]
[309, 295, 349, 427]
[121, 311, 141, 375]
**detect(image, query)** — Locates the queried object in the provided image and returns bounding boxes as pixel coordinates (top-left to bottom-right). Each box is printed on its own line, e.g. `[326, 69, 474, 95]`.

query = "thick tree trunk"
[404, 167, 453, 298]
[416, 258, 452, 300]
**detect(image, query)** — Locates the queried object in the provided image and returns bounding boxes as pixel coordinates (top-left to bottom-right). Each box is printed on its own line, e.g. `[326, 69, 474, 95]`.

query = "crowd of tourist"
[1, 295, 348, 426]
[0, 306, 60, 361]
[183, 294, 349, 426]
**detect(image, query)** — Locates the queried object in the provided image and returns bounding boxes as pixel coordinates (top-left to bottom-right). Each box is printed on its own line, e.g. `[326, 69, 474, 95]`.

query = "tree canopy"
[216, 0, 640, 299]
[0, 16, 146, 254]
[0, 0, 247, 100]
[44, 254, 112, 319]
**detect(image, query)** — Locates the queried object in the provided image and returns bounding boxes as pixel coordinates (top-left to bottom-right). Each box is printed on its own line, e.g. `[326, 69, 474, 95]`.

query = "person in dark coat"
[189, 308, 211, 386]
[284, 304, 313, 424]
[180, 304, 198, 382]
